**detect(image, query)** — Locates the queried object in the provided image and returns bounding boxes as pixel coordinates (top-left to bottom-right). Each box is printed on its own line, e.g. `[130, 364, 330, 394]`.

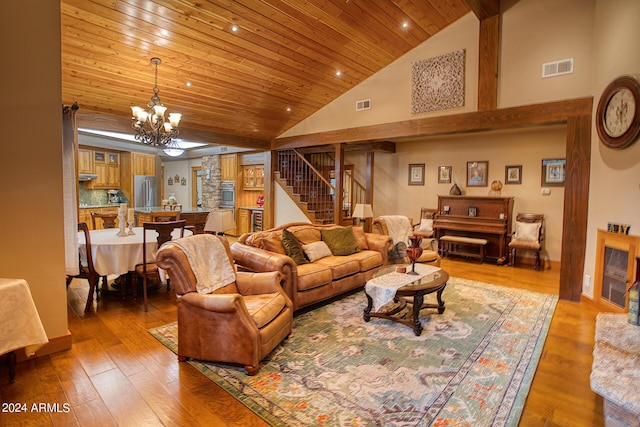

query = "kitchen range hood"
[78, 173, 98, 181]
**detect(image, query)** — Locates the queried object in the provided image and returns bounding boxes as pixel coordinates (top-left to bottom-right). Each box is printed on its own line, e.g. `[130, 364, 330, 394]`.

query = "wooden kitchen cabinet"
[133, 153, 156, 176]
[243, 165, 264, 190]
[238, 208, 251, 235]
[78, 148, 93, 174]
[221, 154, 237, 181]
[88, 149, 121, 189]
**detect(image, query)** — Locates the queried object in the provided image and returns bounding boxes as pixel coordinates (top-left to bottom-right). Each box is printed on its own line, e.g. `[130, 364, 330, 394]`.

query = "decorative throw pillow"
[419, 218, 433, 232]
[281, 228, 308, 265]
[321, 227, 361, 256]
[514, 221, 541, 242]
[302, 241, 333, 262]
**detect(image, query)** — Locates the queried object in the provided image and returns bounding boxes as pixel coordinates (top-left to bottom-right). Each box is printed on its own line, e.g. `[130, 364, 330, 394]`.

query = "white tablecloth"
[78, 227, 191, 277]
[0, 278, 49, 357]
[365, 264, 441, 312]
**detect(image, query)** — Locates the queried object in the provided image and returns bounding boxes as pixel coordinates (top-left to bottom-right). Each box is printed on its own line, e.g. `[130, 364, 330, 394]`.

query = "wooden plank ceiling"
[61, 0, 471, 150]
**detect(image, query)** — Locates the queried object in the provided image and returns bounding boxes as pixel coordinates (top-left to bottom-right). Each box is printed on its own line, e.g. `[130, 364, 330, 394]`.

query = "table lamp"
[204, 209, 236, 235]
[352, 203, 373, 232]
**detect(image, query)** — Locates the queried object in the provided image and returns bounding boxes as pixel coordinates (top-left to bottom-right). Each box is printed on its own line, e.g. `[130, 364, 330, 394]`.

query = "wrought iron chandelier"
[131, 58, 182, 148]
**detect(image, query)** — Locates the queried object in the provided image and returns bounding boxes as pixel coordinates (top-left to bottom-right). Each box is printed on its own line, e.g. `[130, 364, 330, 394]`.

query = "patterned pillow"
[419, 218, 433, 232]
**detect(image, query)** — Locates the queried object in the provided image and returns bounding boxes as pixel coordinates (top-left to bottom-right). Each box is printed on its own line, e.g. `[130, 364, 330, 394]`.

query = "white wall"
[348, 126, 566, 261]
[0, 1, 68, 338]
[275, 183, 311, 226]
[161, 158, 203, 208]
[582, 0, 640, 298]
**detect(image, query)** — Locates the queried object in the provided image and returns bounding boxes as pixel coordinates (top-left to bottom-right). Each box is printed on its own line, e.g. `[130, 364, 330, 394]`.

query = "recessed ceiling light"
[286, 107, 291, 112]
[185, 81, 192, 87]
[402, 22, 409, 29]
[231, 24, 239, 32]
[335, 70, 342, 77]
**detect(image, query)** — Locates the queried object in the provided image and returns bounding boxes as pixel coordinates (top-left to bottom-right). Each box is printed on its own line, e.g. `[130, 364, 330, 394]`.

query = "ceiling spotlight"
[402, 22, 409, 29]
[231, 24, 239, 32]
[286, 107, 291, 112]
[335, 70, 342, 77]
[185, 81, 192, 87]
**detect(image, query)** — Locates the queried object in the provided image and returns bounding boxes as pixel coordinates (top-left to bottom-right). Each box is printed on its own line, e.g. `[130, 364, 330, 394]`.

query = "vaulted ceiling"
[61, 0, 484, 150]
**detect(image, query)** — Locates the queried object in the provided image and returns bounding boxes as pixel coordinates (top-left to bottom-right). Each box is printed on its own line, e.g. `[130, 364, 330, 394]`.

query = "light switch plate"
[541, 188, 551, 195]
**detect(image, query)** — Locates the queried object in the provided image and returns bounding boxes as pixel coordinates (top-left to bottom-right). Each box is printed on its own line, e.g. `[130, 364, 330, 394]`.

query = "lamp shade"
[352, 203, 373, 219]
[204, 209, 236, 233]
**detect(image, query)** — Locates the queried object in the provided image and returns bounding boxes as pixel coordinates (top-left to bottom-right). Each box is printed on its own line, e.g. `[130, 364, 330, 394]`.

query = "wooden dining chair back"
[91, 211, 118, 229]
[136, 220, 186, 311]
[66, 222, 99, 314]
[151, 211, 181, 222]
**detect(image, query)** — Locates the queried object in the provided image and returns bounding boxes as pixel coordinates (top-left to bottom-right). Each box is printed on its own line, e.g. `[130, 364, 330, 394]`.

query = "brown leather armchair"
[155, 234, 293, 375]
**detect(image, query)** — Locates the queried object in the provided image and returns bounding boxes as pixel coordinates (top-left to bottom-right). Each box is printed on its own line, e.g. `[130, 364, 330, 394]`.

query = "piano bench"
[439, 236, 488, 263]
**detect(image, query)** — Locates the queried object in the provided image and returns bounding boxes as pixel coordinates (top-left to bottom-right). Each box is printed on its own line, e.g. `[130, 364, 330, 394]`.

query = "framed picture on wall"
[408, 163, 425, 186]
[541, 158, 566, 186]
[505, 165, 522, 184]
[438, 166, 452, 183]
[467, 161, 488, 187]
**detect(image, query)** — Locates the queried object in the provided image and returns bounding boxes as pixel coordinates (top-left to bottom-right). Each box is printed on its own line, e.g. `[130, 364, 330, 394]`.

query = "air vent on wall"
[542, 58, 574, 78]
[356, 99, 371, 111]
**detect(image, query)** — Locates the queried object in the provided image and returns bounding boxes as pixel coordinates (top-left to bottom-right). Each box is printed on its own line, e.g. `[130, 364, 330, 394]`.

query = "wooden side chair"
[136, 220, 186, 311]
[91, 211, 118, 229]
[509, 213, 545, 270]
[151, 211, 181, 222]
[66, 222, 99, 314]
[413, 208, 438, 239]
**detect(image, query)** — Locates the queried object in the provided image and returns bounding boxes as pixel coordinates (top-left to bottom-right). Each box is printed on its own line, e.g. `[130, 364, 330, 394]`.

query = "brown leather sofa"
[155, 234, 293, 375]
[230, 222, 392, 311]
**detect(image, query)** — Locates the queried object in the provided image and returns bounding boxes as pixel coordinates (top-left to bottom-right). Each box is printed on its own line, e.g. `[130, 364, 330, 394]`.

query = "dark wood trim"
[478, 15, 499, 111]
[333, 144, 344, 224]
[263, 150, 274, 230]
[464, 0, 501, 20]
[560, 115, 592, 301]
[272, 98, 593, 149]
[77, 111, 270, 150]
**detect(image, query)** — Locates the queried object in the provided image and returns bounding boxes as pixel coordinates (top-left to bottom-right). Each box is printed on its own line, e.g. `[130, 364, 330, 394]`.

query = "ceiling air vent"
[356, 99, 371, 111]
[542, 58, 574, 78]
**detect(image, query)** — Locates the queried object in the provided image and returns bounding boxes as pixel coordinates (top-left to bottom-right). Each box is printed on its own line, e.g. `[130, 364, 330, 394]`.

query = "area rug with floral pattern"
[149, 276, 557, 427]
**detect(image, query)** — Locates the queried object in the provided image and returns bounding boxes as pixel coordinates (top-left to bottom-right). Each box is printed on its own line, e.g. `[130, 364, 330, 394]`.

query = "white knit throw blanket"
[163, 234, 236, 294]
[380, 215, 412, 245]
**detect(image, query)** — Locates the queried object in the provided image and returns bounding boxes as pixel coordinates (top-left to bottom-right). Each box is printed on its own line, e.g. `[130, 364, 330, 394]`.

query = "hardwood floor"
[1, 258, 604, 426]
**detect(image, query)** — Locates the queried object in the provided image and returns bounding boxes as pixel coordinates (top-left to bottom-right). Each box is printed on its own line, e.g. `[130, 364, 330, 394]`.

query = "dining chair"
[151, 211, 181, 222]
[136, 220, 186, 311]
[90, 211, 119, 289]
[66, 222, 100, 314]
[91, 211, 118, 229]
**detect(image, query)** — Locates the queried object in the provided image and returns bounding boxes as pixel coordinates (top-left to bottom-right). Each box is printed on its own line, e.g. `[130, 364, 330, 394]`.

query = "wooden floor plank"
[1, 257, 604, 426]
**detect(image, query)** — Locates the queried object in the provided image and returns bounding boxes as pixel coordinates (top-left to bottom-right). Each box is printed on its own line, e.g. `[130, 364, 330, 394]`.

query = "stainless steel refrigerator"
[134, 175, 158, 208]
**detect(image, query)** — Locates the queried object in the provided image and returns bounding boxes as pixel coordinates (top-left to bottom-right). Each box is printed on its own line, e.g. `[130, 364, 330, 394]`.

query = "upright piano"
[433, 195, 514, 264]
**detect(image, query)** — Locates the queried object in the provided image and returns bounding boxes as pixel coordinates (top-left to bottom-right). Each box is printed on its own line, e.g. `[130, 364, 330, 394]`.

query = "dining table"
[77, 226, 192, 289]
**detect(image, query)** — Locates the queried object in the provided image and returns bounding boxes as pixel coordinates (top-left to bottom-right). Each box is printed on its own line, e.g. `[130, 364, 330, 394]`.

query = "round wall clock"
[596, 75, 640, 149]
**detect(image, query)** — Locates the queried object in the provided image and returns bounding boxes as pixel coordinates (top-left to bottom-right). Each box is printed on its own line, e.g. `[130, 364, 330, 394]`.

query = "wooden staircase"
[275, 150, 336, 223]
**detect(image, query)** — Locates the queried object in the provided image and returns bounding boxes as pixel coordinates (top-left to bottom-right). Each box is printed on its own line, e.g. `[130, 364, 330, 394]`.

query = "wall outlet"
[541, 188, 551, 195]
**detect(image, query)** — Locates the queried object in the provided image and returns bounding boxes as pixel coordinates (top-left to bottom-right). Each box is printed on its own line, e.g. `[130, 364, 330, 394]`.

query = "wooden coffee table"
[363, 266, 449, 336]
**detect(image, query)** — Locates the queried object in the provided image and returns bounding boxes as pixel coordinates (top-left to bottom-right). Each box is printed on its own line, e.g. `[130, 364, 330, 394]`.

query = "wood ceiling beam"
[294, 141, 396, 154]
[76, 111, 270, 151]
[272, 98, 593, 149]
[463, 0, 500, 20]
